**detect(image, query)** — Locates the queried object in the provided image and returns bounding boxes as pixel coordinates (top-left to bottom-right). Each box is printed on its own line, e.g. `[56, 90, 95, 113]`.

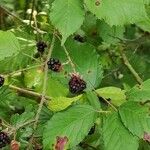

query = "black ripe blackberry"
[0, 132, 10, 148]
[47, 58, 62, 72]
[74, 34, 85, 43]
[0, 76, 4, 87]
[69, 74, 86, 94]
[36, 41, 47, 53]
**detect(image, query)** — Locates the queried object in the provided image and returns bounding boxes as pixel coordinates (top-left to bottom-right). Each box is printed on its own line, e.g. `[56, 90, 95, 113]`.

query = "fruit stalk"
[56, 34, 76, 73]
[120, 49, 143, 84]
[9, 85, 51, 101]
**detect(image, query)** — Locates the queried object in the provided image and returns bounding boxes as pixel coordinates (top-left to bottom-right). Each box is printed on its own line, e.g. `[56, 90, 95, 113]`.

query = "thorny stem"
[120, 49, 143, 84]
[97, 110, 111, 113]
[22, 52, 41, 63]
[4, 64, 43, 77]
[33, 32, 55, 131]
[30, 0, 36, 26]
[55, 35, 76, 73]
[32, 4, 39, 41]
[33, 13, 38, 30]
[1, 119, 35, 139]
[86, 80, 118, 111]
[17, 120, 35, 130]
[9, 85, 51, 101]
[99, 96, 117, 111]
[1, 120, 11, 128]
[27, 32, 55, 149]
[18, 120, 35, 130]
[8, 119, 35, 136]
[63, 45, 76, 73]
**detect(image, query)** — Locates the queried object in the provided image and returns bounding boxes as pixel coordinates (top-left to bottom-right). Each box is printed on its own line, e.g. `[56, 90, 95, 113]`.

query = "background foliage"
[0, 0, 150, 150]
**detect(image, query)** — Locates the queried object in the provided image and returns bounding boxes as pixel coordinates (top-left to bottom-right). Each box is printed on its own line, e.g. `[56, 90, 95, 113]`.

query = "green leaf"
[0, 31, 20, 61]
[50, 0, 84, 44]
[137, 19, 150, 32]
[39, 106, 53, 124]
[126, 79, 150, 102]
[103, 112, 139, 150]
[48, 95, 82, 112]
[119, 101, 150, 138]
[139, 140, 150, 150]
[11, 111, 34, 127]
[98, 21, 125, 44]
[46, 77, 69, 97]
[96, 87, 126, 106]
[86, 91, 101, 110]
[0, 87, 18, 120]
[144, 0, 150, 4]
[136, 5, 150, 32]
[0, 46, 35, 73]
[43, 105, 96, 149]
[84, 0, 148, 26]
[0, 86, 37, 121]
[0, 29, 35, 74]
[24, 67, 68, 97]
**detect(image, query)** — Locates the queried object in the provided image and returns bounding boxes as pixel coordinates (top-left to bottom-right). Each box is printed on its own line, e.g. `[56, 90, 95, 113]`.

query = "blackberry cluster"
[0, 76, 4, 87]
[69, 74, 86, 94]
[47, 58, 62, 72]
[0, 132, 10, 148]
[36, 41, 47, 53]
